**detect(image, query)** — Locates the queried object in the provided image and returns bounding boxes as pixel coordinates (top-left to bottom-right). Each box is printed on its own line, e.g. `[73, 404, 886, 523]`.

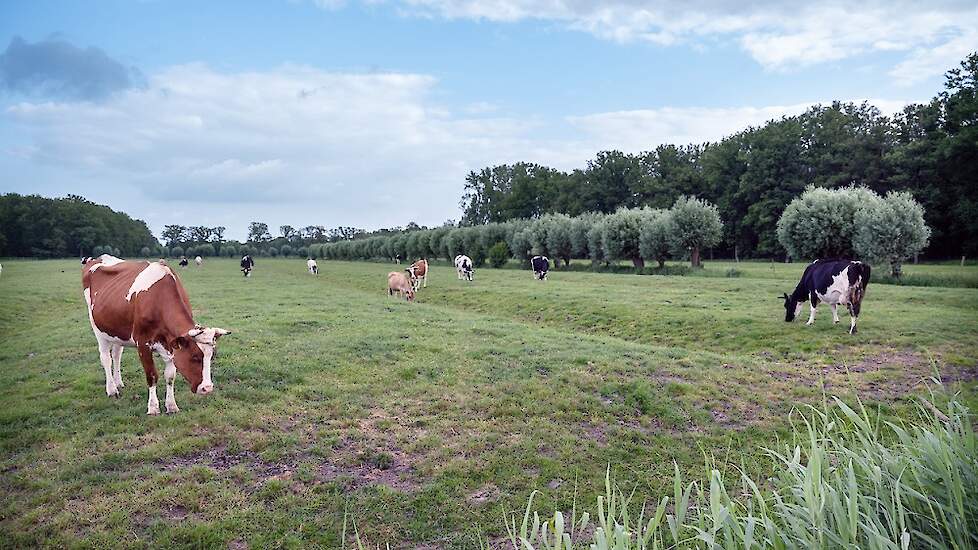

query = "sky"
[0, 1, 975, 241]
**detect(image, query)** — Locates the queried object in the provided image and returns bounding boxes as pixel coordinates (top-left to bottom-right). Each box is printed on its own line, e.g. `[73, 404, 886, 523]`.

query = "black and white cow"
[240, 255, 255, 277]
[454, 255, 474, 281]
[783, 259, 871, 334]
[531, 255, 550, 280]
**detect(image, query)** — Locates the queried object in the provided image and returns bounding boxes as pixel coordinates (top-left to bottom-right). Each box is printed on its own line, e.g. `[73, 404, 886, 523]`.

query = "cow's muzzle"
[197, 383, 214, 395]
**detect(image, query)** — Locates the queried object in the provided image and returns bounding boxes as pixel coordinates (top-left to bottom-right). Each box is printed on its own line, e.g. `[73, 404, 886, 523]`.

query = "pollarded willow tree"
[668, 196, 724, 268]
[601, 207, 658, 268]
[777, 186, 930, 277]
[776, 186, 875, 260]
[638, 208, 673, 268]
[854, 191, 931, 277]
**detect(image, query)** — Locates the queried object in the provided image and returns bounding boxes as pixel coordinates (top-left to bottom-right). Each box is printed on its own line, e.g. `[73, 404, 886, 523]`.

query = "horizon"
[2, 1, 975, 240]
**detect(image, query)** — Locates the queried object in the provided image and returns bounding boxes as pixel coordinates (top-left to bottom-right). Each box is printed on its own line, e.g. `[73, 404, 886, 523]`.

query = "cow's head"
[169, 326, 231, 394]
[782, 293, 803, 322]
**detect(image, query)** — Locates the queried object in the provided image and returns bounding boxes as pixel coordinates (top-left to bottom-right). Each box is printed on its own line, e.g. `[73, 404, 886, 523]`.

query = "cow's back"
[83, 259, 147, 341]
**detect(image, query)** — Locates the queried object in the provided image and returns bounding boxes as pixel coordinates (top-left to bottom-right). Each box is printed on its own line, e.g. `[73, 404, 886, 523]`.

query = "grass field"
[1, 258, 976, 548]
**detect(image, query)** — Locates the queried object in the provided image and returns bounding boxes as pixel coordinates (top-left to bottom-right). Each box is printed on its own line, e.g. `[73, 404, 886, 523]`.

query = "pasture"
[1, 258, 976, 548]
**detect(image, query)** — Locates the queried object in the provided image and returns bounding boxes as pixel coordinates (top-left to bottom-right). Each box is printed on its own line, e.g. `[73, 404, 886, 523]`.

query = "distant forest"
[0, 194, 158, 258]
[459, 53, 978, 259]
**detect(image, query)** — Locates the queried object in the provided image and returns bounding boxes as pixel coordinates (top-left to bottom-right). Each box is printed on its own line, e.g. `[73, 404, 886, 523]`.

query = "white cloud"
[3, 63, 588, 237]
[383, 1, 977, 80]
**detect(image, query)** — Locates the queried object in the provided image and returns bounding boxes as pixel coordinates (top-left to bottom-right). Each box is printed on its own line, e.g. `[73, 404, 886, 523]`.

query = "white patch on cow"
[88, 254, 125, 272]
[831, 304, 840, 324]
[307, 259, 318, 274]
[850, 316, 858, 334]
[199, 343, 214, 394]
[194, 256, 202, 266]
[805, 303, 817, 325]
[126, 262, 173, 301]
[816, 266, 852, 306]
[147, 385, 160, 415]
[794, 302, 804, 319]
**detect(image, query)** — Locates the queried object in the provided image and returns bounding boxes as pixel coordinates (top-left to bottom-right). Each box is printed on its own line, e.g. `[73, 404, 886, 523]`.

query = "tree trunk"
[632, 257, 645, 268]
[734, 244, 739, 263]
[657, 258, 665, 268]
[691, 247, 701, 268]
[891, 261, 902, 278]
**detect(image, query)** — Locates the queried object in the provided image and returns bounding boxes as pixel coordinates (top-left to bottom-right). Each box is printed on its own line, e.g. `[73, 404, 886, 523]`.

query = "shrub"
[279, 244, 293, 257]
[170, 246, 184, 258]
[508, 390, 977, 550]
[668, 195, 723, 268]
[296, 246, 308, 258]
[222, 245, 238, 258]
[140, 246, 151, 257]
[488, 241, 510, 268]
[268, 246, 279, 257]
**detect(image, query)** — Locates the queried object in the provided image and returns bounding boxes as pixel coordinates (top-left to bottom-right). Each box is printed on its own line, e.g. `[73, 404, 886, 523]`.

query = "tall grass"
[505, 388, 977, 549]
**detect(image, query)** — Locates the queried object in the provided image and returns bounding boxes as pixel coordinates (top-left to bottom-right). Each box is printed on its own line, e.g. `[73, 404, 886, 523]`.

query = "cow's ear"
[170, 335, 190, 350]
[781, 293, 790, 300]
[212, 328, 231, 340]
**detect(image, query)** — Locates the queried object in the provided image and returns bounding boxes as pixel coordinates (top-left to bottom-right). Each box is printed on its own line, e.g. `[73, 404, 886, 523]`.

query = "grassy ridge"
[0, 259, 975, 548]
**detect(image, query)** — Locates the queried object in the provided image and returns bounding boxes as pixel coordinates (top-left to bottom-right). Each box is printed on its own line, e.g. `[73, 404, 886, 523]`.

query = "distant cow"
[194, 256, 203, 267]
[178, 257, 189, 268]
[388, 271, 415, 301]
[454, 255, 474, 281]
[81, 255, 230, 414]
[783, 259, 871, 334]
[531, 255, 550, 280]
[407, 259, 428, 291]
[307, 258, 318, 275]
[240, 255, 254, 277]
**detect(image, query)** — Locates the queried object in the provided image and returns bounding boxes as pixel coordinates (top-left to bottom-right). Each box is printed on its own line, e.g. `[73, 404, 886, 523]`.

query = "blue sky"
[1, 1, 975, 240]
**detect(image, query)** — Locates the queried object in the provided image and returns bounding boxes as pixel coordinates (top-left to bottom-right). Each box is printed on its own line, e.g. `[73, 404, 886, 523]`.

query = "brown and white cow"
[406, 259, 428, 291]
[387, 271, 415, 301]
[82, 254, 230, 415]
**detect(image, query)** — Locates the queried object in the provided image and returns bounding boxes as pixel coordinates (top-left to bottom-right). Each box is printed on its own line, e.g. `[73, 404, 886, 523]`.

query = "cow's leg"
[98, 338, 120, 397]
[423, 273, 427, 288]
[138, 345, 161, 415]
[805, 302, 817, 325]
[162, 355, 180, 414]
[830, 304, 840, 324]
[849, 299, 861, 335]
[111, 344, 124, 389]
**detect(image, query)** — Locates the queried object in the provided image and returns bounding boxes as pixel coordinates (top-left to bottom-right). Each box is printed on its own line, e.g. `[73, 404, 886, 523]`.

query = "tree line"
[317, 187, 929, 277]
[459, 53, 978, 260]
[0, 194, 159, 258]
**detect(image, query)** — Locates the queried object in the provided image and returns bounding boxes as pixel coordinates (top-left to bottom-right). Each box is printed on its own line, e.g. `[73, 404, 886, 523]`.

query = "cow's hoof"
[107, 388, 120, 398]
[166, 404, 180, 414]
[147, 408, 161, 416]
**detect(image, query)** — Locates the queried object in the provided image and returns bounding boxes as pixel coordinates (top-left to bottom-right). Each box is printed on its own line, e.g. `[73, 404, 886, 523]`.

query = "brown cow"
[387, 271, 415, 301]
[82, 255, 230, 415]
[406, 258, 428, 291]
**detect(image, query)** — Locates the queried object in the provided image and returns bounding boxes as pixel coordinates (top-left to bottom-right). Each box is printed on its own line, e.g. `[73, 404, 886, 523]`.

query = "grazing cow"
[178, 256, 189, 268]
[307, 258, 318, 275]
[387, 271, 415, 301]
[194, 256, 203, 267]
[531, 255, 550, 280]
[240, 255, 254, 277]
[783, 259, 871, 334]
[81, 255, 230, 414]
[406, 259, 428, 291]
[454, 255, 474, 281]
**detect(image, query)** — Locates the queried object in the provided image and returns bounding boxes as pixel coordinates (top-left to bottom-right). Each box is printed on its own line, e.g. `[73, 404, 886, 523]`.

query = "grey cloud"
[0, 36, 142, 101]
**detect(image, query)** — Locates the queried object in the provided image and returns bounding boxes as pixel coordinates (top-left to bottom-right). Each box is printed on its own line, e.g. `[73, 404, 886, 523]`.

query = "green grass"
[0, 258, 976, 548]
